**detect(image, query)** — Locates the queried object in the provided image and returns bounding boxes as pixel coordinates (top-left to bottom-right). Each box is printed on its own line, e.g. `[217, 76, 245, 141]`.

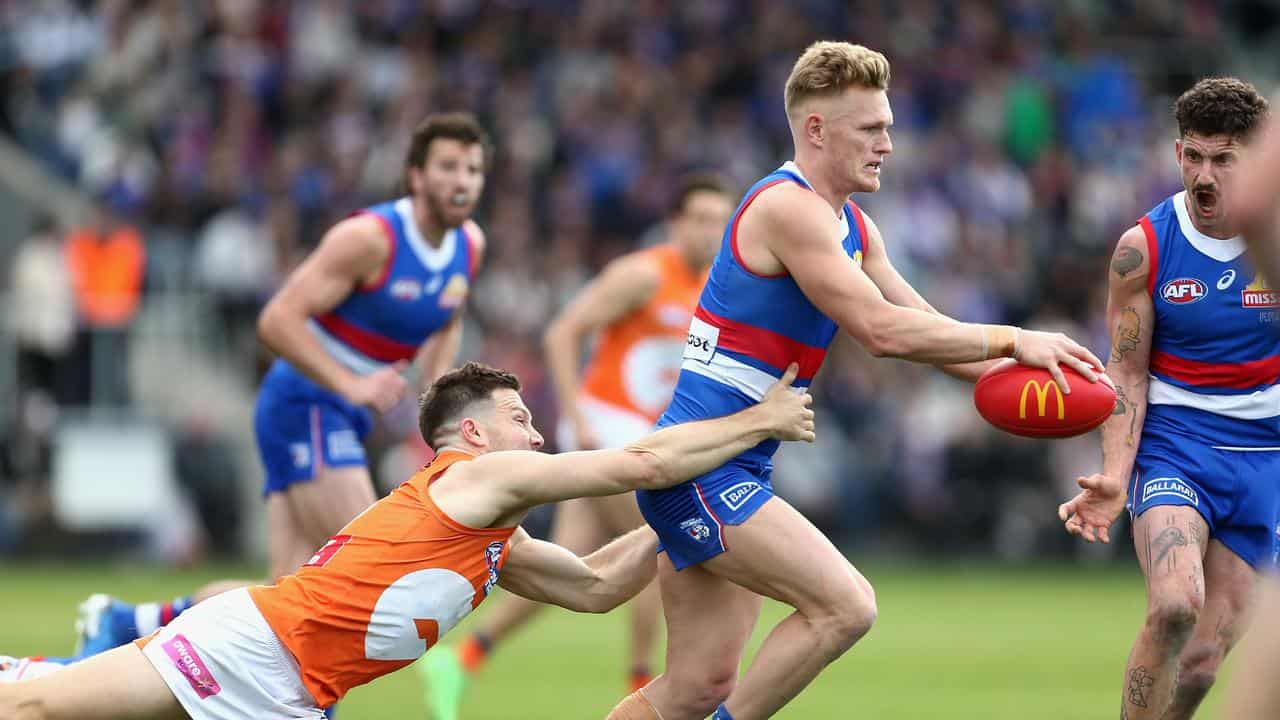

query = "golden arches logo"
[1018, 380, 1065, 420]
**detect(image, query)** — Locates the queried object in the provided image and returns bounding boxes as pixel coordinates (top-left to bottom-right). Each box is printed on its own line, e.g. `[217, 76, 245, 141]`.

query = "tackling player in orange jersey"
[0, 361, 815, 720]
[424, 175, 733, 715]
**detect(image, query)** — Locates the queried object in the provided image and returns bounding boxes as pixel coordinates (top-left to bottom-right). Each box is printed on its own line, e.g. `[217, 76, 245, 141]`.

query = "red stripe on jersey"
[459, 224, 481, 278]
[359, 212, 397, 293]
[1150, 351, 1280, 390]
[1139, 216, 1159, 297]
[693, 305, 827, 379]
[848, 200, 867, 245]
[315, 313, 418, 362]
[729, 179, 790, 279]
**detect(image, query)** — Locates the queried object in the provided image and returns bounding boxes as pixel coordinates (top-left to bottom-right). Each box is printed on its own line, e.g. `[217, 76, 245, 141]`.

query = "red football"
[973, 360, 1116, 438]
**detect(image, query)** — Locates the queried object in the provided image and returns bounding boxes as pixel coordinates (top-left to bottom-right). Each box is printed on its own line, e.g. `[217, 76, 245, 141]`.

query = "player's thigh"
[285, 464, 377, 544]
[1195, 540, 1257, 650]
[659, 553, 762, 679]
[703, 497, 874, 620]
[9, 644, 186, 720]
[1131, 504, 1210, 606]
[548, 498, 610, 556]
[265, 492, 321, 581]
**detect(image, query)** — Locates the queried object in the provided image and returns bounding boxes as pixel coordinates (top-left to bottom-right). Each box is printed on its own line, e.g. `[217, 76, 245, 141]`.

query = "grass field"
[0, 561, 1237, 719]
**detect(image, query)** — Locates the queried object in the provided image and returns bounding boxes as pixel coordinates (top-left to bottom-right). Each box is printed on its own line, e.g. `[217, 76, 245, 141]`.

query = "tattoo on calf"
[1113, 247, 1144, 277]
[1128, 665, 1155, 708]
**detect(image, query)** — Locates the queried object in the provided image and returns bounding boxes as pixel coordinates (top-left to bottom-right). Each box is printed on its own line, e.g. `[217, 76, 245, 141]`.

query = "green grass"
[0, 561, 1235, 719]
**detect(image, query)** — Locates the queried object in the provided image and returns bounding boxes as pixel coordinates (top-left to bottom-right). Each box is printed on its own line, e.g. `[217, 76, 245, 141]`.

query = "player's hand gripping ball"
[974, 360, 1116, 438]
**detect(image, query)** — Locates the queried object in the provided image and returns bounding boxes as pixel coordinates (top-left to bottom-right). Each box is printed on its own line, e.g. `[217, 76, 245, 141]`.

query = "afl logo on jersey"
[1161, 278, 1207, 305]
[390, 278, 423, 302]
[852, 249, 863, 267]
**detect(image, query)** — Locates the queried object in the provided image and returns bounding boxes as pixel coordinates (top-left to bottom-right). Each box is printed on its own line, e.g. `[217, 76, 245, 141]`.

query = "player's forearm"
[624, 405, 776, 490]
[543, 321, 587, 426]
[418, 317, 462, 389]
[577, 526, 659, 613]
[257, 303, 359, 397]
[936, 359, 1004, 384]
[1099, 367, 1147, 484]
[857, 304, 1017, 365]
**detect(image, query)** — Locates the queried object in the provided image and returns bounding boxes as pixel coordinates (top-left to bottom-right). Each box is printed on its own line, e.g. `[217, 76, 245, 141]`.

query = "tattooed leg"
[1163, 540, 1255, 720]
[1121, 506, 1209, 719]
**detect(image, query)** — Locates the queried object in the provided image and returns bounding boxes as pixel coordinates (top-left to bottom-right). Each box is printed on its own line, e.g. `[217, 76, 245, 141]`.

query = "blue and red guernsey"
[308, 197, 478, 375]
[1140, 191, 1280, 449]
[659, 161, 865, 464]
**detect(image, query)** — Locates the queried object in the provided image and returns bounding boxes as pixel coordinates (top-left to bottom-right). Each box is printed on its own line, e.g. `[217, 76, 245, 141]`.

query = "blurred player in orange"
[0, 361, 816, 720]
[70, 113, 489, 668]
[1221, 110, 1280, 720]
[422, 175, 733, 715]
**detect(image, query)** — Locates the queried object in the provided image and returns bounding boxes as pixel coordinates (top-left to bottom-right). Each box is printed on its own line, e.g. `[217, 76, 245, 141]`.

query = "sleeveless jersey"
[580, 243, 708, 421]
[1140, 191, 1280, 448]
[309, 197, 478, 375]
[660, 161, 866, 464]
[249, 452, 513, 707]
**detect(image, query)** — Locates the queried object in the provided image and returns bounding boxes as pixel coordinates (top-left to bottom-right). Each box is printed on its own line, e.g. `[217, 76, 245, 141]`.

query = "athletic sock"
[458, 632, 491, 673]
[323, 706, 338, 718]
[135, 596, 194, 636]
[711, 704, 735, 720]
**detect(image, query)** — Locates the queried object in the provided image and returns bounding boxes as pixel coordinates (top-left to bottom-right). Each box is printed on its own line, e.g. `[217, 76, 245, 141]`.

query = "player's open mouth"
[450, 192, 470, 206]
[865, 161, 882, 174]
[1193, 189, 1217, 214]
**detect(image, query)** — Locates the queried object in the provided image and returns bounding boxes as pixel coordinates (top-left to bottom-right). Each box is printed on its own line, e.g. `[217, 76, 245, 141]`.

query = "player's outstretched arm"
[543, 252, 662, 450]
[496, 526, 658, 613]
[750, 184, 1103, 391]
[257, 214, 409, 413]
[1059, 225, 1154, 543]
[856, 209, 1001, 383]
[456, 364, 814, 519]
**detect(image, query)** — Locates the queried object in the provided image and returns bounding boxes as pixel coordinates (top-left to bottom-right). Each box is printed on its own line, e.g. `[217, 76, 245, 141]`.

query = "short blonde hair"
[784, 41, 890, 114]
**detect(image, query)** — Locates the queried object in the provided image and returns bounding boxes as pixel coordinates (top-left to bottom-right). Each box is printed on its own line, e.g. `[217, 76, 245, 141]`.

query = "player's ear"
[459, 416, 485, 448]
[807, 113, 824, 147]
[1174, 138, 1183, 166]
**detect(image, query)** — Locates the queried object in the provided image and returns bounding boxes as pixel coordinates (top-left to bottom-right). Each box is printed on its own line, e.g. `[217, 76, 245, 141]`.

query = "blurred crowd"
[2, 0, 1277, 560]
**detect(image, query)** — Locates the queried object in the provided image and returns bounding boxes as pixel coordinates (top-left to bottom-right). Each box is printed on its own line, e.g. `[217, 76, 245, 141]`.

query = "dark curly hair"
[418, 362, 521, 449]
[403, 112, 493, 189]
[1175, 77, 1269, 140]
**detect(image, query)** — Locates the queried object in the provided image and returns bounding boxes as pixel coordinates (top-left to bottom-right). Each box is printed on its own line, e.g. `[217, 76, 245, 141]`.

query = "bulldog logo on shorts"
[679, 518, 712, 542]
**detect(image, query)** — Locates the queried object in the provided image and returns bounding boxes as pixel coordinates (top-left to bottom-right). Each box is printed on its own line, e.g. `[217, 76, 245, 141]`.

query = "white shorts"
[556, 394, 655, 451]
[140, 588, 323, 720]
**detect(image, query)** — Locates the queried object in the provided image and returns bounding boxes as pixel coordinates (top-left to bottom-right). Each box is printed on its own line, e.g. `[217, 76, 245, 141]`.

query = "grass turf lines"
[0, 561, 1235, 719]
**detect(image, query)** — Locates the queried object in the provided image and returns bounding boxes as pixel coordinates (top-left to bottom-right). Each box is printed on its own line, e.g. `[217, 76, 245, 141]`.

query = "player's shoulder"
[745, 181, 834, 239]
[461, 219, 486, 251]
[1109, 224, 1153, 285]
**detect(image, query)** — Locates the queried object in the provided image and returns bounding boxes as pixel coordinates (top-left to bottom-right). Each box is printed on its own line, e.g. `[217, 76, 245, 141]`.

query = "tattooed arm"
[1059, 225, 1155, 542]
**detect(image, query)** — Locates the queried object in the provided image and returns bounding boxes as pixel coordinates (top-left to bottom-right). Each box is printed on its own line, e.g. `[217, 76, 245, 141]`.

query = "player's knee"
[1145, 594, 1201, 646]
[673, 666, 737, 716]
[0, 686, 48, 720]
[814, 573, 877, 656]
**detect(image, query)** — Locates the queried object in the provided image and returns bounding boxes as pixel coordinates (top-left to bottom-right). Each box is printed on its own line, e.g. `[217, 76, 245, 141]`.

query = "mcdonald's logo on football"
[1019, 379, 1065, 420]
